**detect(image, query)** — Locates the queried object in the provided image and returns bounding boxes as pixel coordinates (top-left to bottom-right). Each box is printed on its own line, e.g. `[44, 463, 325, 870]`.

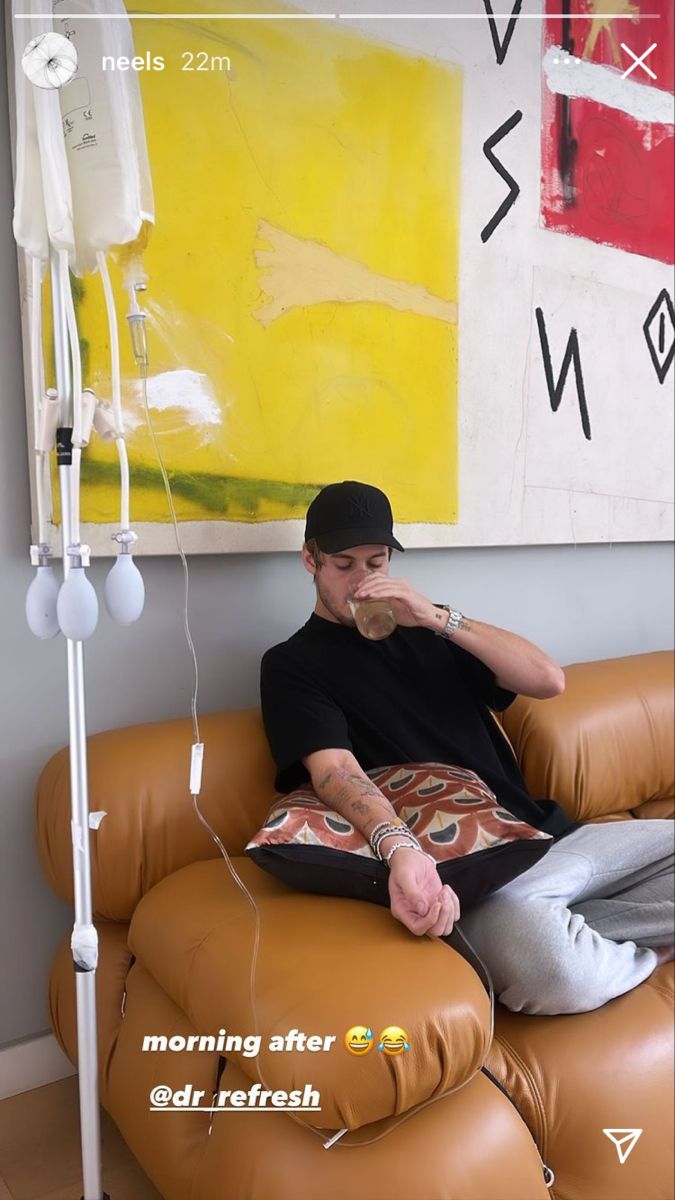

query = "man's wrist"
[431, 603, 470, 640]
[387, 844, 435, 868]
[377, 831, 405, 855]
[425, 603, 450, 634]
[374, 828, 435, 868]
[376, 830, 422, 862]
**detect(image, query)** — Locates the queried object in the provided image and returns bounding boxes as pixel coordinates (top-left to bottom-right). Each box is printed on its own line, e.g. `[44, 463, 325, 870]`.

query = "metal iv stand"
[49, 244, 111, 1200]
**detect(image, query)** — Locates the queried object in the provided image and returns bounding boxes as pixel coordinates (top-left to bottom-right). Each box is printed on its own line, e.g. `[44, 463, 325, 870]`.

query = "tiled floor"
[0, 1076, 162, 1200]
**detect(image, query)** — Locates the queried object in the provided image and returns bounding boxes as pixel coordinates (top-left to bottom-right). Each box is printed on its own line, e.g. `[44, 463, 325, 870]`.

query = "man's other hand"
[387, 848, 460, 937]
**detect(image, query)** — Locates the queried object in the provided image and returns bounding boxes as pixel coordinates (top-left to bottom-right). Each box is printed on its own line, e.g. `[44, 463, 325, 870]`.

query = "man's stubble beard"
[315, 575, 355, 627]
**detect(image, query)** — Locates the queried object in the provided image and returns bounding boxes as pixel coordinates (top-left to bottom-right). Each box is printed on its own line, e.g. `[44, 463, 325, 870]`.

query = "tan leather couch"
[35, 651, 674, 1200]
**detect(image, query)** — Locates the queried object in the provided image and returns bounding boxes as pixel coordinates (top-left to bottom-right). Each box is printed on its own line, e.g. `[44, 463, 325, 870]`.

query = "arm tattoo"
[349, 798, 370, 816]
[339, 770, 383, 799]
[313, 766, 397, 824]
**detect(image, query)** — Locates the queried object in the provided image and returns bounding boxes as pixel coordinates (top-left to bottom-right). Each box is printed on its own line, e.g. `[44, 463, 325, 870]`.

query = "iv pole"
[49, 244, 110, 1200]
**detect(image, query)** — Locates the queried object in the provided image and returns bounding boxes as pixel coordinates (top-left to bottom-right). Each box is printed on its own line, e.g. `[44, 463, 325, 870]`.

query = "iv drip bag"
[12, 0, 155, 276]
[11, 0, 59, 264]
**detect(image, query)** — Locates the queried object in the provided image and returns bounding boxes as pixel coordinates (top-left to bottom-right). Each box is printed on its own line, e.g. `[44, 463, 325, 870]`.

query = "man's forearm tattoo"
[315, 767, 396, 824]
[430, 606, 472, 635]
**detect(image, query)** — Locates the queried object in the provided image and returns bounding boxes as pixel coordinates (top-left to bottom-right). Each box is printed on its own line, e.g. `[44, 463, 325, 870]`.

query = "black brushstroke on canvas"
[559, 0, 578, 207]
[482, 0, 523, 65]
[481, 110, 523, 242]
[535, 307, 592, 441]
[643, 290, 675, 384]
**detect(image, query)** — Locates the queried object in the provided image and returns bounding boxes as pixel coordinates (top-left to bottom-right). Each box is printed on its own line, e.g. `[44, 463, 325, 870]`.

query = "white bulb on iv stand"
[104, 539, 145, 625]
[25, 564, 60, 639]
[57, 564, 99, 641]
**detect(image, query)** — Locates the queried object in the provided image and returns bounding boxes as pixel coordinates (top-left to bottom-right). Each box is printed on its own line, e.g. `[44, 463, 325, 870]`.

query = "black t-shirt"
[260, 613, 582, 842]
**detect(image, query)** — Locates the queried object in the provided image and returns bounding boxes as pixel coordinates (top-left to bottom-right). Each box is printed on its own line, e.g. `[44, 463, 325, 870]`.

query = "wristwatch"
[436, 604, 464, 641]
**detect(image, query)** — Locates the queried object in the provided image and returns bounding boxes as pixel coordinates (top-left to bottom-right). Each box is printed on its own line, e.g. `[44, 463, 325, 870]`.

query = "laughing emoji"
[377, 1026, 410, 1055]
[344, 1026, 374, 1056]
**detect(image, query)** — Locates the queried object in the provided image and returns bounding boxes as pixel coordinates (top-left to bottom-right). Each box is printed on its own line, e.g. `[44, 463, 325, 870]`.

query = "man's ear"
[301, 544, 317, 576]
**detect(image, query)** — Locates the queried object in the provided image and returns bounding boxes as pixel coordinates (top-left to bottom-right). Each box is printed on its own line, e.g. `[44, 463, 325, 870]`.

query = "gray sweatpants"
[454, 818, 675, 1016]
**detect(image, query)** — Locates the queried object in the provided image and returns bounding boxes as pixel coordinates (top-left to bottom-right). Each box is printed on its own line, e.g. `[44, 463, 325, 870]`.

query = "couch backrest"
[35, 651, 674, 921]
[502, 650, 674, 822]
[35, 709, 278, 921]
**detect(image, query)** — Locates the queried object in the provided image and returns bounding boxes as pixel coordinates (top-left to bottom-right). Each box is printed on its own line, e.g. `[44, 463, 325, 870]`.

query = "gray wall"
[1, 15, 673, 1050]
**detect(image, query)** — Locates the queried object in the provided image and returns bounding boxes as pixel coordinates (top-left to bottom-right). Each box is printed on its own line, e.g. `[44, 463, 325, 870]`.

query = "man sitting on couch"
[260, 481, 675, 1015]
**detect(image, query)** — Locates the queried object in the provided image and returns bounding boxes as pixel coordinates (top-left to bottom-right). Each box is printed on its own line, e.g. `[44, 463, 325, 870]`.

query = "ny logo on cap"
[349, 492, 374, 520]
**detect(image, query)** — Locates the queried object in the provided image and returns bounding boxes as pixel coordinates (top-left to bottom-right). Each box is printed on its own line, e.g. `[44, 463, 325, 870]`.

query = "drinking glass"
[347, 576, 397, 640]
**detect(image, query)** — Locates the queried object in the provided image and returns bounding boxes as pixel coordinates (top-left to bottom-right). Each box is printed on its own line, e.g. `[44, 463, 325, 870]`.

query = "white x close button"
[620, 42, 658, 80]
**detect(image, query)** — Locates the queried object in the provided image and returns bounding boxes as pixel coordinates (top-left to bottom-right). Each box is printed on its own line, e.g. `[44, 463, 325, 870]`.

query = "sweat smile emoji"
[344, 1026, 374, 1056]
[377, 1026, 410, 1055]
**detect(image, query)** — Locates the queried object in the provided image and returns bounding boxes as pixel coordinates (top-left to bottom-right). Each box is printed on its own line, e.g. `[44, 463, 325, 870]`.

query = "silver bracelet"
[369, 819, 404, 845]
[384, 841, 435, 867]
[371, 824, 411, 850]
[383, 839, 419, 864]
[370, 821, 413, 857]
[372, 826, 420, 860]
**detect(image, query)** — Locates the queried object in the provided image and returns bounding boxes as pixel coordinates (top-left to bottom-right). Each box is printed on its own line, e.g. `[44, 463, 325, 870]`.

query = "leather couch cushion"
[128, 856, 492, 1131]
[633, 796, 675, 820]
[488, 963, 674, 1200]
[502, 651, 674, 822]
[105, 963, 553, 1200]
[35, 709, 278, 920]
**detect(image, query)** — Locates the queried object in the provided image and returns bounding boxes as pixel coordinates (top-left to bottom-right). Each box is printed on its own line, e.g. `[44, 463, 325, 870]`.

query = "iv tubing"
[129, 308, 553, 1170]
[137, 332, 499, 1149]
[58, 248, 83, 546]
[29, 253, 48, 546]
[134, 356, 307, 1137]
[96, 250, 130, 531]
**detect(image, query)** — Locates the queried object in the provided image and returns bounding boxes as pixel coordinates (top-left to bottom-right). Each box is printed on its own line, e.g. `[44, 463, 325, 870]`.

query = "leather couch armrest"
[128, 857, 493, 1131]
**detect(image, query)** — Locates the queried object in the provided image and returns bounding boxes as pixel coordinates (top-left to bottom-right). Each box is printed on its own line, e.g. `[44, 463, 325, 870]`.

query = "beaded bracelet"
[369, 819, 406, 844]
[375, 830, 420, 857]
[370, 819, 404, 837]
[384, 841, 436, 867]
[369, 825, 408, 854]
[369, 820, 409, 855]
[371, 824, 421, 861]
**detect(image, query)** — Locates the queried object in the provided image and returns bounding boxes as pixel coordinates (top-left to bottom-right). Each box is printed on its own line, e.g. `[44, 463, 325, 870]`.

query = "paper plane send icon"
[602, 1128, 643, 1164]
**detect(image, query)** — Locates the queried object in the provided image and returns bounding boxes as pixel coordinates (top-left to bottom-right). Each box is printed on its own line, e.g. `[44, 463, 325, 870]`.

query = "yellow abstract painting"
[44, 0, 462, 542]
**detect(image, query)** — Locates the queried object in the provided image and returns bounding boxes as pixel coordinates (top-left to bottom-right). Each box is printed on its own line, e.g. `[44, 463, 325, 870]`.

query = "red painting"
[541, 0, 674, 264]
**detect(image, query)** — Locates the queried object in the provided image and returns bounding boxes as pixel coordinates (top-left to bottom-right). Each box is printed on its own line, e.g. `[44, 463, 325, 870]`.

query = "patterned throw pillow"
[246, 763, 553, 910]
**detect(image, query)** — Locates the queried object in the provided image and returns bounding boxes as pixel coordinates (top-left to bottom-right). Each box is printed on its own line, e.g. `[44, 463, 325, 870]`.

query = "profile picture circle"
[22, 31, 78, 90]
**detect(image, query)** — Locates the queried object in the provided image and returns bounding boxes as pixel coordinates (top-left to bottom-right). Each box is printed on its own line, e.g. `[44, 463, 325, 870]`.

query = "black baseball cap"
[304, 481, 405, 554]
